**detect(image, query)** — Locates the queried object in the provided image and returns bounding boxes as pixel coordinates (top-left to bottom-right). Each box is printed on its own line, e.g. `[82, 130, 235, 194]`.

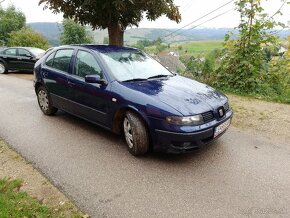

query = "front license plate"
[214, 119, 231, 138]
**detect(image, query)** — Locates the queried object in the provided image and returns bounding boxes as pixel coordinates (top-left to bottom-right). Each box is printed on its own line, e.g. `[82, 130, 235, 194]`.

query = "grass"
[0, 178, 83, 218]
[172, 40, 223, 56]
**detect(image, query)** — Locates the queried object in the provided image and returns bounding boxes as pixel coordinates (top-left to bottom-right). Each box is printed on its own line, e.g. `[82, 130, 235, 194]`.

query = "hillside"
[28, 22, 290, 46]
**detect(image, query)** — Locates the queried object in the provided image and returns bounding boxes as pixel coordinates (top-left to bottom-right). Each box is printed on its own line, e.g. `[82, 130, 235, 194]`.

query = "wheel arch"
[34, 81, 44, 93]
[112, 106, 151, 136]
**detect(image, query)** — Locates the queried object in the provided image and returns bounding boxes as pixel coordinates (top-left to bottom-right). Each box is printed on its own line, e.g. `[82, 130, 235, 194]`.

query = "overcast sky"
[1, 0, 290, 29]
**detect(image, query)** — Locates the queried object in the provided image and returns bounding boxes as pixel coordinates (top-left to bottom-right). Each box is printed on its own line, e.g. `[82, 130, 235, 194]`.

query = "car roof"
[57, 44, 139, 53]
[1, 47, 41, 50]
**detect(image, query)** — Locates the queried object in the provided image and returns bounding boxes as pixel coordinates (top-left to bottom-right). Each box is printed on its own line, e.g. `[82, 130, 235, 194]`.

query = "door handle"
[17, 58, 22, 60]
[42, 72, 48, 78]
[68, 81, 75, 87]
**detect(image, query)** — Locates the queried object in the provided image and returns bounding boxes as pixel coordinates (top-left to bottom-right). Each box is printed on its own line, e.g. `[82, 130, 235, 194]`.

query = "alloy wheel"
[123, 117, 134, 149]
[0, 63, 5, 74]
[38, 90, 49, 112]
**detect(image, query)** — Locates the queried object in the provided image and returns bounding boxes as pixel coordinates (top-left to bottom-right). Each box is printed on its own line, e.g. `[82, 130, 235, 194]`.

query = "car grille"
[202, 111, 214, 123]
[224, 102, 230, 112]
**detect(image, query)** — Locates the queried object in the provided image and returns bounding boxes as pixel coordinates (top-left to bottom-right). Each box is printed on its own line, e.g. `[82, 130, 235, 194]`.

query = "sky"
[1, 0, 290, 29]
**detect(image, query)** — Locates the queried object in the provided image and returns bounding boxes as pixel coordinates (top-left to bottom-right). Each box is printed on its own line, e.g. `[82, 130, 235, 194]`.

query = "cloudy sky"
[1, 0, 289, 29]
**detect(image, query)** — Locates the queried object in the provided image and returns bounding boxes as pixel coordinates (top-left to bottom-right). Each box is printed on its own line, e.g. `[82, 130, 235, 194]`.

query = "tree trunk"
[108, 22, 124, 46]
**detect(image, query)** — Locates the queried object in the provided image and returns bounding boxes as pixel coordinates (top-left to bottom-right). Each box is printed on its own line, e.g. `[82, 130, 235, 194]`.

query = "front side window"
[52, 49, 74, 73]
[18, 49, 31, 57]
[4, 49, 17, 56]
[75, 50, 102, 78]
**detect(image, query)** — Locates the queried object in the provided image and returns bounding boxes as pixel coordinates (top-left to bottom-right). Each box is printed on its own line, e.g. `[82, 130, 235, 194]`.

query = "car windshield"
[98, 50, 173, 82]
[28, 48, 45, 57]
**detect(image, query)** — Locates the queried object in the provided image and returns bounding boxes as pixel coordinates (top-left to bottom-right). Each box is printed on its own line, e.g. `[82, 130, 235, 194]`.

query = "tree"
[8, 27, 49, 50]
[218, 0, 287, 94]
[39, 0, 181, 46]
[0, 5, 26, 45]
[60, 19, 93, 45]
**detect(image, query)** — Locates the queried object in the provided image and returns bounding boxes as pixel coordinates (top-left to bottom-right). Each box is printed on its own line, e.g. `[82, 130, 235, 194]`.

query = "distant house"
[278, 45, 287, 55]
[154, 53, 186, 73]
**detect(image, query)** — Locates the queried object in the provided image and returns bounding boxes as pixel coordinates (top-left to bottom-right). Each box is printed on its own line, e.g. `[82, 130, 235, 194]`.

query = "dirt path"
[228, 94, 290, 145]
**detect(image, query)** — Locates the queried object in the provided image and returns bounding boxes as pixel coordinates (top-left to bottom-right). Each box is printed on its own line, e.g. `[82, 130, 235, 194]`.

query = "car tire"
[123, 111, 149, 156]
[37, 86, 58, 115]
[0, 62, 7, 74]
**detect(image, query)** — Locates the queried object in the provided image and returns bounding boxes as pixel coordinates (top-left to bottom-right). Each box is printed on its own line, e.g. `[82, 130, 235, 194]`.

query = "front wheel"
[123, 112, 149, 156]
[0, 62, 7, 74]
[37, 86, 58, 115]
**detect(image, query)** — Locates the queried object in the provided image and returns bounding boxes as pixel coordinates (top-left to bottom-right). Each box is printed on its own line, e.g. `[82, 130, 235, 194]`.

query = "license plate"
[214, 119, 231, 138]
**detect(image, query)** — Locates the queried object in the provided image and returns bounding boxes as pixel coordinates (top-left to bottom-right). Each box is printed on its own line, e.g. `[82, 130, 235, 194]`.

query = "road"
[1, 74, 290, 218]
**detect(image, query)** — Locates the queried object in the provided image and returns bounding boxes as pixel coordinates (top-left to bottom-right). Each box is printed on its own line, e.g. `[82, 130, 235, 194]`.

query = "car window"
[75, 50, 102, 78]
[98, 51, 172, 82]
[18, 49, 31, 57]
[45, 51, 55, 67]
[52, 49, 74, 73]
[4, 48, 17, 56]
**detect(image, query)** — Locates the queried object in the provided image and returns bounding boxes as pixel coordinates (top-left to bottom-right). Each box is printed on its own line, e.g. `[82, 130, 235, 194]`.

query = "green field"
[172, 40, 224, 56]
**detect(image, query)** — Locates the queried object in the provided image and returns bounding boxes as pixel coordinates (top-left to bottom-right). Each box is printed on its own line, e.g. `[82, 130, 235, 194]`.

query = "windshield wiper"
[122, 78, 148, 82]
[147, 74, 171, 80]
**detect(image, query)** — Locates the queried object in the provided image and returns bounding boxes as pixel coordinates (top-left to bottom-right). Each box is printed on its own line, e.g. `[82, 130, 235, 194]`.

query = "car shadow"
[53, 110, 222, 165]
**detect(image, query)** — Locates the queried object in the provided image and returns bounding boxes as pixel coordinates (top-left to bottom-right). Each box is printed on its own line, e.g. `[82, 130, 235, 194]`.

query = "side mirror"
[85, 74, 107, 85]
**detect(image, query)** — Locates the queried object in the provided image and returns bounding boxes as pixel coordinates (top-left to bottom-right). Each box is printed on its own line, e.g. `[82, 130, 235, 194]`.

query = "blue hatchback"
[34, 45, 233, 155]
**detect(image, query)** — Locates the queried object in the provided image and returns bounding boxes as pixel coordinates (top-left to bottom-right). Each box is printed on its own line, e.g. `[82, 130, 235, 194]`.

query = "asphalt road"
[1, 74, 290, 218]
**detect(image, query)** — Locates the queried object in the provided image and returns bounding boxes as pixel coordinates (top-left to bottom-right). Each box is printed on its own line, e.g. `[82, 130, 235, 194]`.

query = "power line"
[162, 0, 235, 39]
[165, 8, 235, 42]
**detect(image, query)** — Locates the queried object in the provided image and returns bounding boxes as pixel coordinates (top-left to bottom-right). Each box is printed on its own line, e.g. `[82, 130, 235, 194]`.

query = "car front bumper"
[153, 110, 233, 153]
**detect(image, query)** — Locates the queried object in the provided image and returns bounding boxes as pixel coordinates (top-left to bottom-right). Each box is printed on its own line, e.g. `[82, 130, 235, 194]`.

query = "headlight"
[166, 115, 203, 126]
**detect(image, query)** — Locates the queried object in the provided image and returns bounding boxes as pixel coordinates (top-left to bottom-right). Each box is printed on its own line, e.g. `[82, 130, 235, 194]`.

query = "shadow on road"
[53, 110, 222, 165]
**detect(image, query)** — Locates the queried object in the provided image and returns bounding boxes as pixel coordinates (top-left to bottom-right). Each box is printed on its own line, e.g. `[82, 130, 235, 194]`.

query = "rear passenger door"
[41, 49, 74, 110]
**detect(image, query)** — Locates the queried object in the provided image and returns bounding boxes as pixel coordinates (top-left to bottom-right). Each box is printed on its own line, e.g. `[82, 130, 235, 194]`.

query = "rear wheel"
[37, 86, 58, 115]
[0, 62, 7, 74]
[123, 111, 149, 156]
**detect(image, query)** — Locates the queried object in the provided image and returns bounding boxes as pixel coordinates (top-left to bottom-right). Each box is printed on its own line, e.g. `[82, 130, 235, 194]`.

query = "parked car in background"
[34, 45, 233, 156]
[0, 47, 45, 74]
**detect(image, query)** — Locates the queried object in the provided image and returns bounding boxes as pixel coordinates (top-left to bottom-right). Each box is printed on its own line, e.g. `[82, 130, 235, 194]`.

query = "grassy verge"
[0, 178, 84, 218]
[0, 139, 86, 218]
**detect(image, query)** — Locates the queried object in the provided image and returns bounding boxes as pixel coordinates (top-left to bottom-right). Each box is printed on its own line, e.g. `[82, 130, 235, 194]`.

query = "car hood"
[120, 75, 227, 116]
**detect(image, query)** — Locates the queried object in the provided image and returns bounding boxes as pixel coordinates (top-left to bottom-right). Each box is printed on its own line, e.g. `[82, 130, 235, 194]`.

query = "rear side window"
[45, 49, 74, 73]
[4, 49, 17, 56]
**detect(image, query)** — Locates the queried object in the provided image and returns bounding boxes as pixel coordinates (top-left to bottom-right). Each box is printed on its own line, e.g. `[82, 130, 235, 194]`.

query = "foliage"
[60, 19, 93, 45]
[39, 0, 181, 46]
[217, 0, 286, 94]
[134, 37, 166, 51]
[0, 5, 26, 45]
[183, 0, 290, 103]
[266, 37, 290, 102]
[7, 27, 49, 50]
[184, 49, 222, 85]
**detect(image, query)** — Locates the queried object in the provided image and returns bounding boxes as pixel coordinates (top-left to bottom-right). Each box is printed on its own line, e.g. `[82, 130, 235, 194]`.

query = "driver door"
[67, 49, 111, 126]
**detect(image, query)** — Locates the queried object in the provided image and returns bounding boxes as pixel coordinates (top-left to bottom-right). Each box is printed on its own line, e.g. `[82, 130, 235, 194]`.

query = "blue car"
[34, 45, 233, 156]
